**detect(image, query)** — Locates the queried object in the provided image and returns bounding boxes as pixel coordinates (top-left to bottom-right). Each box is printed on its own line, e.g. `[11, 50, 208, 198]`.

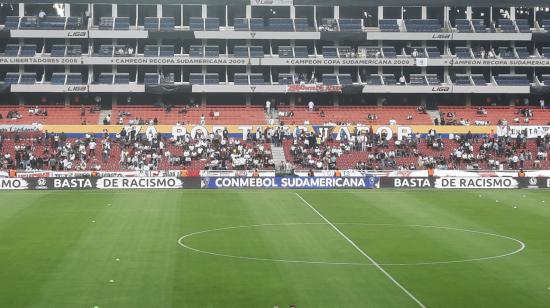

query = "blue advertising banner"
[201, 176, 379, 189]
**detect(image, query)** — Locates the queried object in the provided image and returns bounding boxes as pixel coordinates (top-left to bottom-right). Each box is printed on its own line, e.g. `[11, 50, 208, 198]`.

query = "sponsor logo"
[393, 178, 432, 188]
[435, 177, 517, 189]
[286, 84, 342, 93]
[53, 178, 93, 189]
[67, 86, 87, 92]
[431, 86, 450, 92]
[0, 178, 29, 190]
[67, 31, 87, 37]
[35, 177, 48, 190]
[432, 33, 451, 39]
[206, 177, 377, 189]
[97, 177, 183, 189]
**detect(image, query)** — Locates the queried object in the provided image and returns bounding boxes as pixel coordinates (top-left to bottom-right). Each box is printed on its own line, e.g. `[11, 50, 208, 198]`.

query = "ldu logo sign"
[250, 32, 256, 38]
[431, 86, 450, 92]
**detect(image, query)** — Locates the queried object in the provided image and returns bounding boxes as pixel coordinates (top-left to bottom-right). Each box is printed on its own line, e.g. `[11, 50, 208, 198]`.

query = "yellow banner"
[42, 124, 496, 135]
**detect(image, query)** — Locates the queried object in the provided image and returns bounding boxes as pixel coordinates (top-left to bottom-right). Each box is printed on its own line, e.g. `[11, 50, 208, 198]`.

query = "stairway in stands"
[426, 109, 440, 124]
[271, 144, 287, 170]
[98, 110, 112, 124]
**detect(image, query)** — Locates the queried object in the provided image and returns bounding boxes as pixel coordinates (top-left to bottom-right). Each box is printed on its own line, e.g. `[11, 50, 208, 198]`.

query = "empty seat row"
[4, 44, 36, 57]
[3, 72, 36, 84]
[189, 17, 219, 31]
[189, 73, 219, 85]
[379, 19, 399, 32]
[98, 73, 130, 84]
[494, 74, 530, 86]
[454, 74, 487, 86]
[321, 74, 353, 85]
[51, 45, 82, 57]
[4, 16, 82, 30]
[321, 46, 355, 58]
[99, 17, 130, 30]
[404, 19, 442, 32]
[189, 45, 219, 57]
[144, 45, 174, 57]
[234, 18, 311, 31]
[144, 17, 175, 31]
[233, 46, 264, 58]
[50, 73, 82, 85]
[234, 73, 266, 85]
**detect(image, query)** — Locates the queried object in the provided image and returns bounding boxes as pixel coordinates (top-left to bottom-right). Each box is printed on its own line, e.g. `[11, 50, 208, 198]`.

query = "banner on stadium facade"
[516, 177, 550, 189]
[41, 124, 496, 140]
[285, 84, 342, 93]
[96, 177, 184, 189]
[0, 178, 30, 190]
[0, 57, 82, 65]
[201, 176, 379, 189]
[0, 124, 42, 131]
[434, 177, 518, 189]
[0, 177, 202, 190]
[379, 177, 435, 188]
[496, 125, 550, 138]
[251, 0, 293, 6]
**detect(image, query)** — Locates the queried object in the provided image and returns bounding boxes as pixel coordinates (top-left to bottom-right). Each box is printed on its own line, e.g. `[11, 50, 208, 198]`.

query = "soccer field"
[0, 189, 549, 307]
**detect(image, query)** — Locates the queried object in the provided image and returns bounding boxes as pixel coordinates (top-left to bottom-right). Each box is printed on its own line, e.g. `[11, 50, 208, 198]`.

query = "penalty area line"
[295, 192, 427, 308]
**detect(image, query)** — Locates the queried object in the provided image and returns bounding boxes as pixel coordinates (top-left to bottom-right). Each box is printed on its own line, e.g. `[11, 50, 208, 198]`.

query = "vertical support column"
[157, 4, 162, 17]
[112, 4, 117, 18]
[421, 6, 427, 19]
[465, 95, 472, 106]
[313, 5, 317, 28]
[510, 7, 515, 20]
[246, 5, 251, 19]
[290, 5, 295, 19]
[19, 3, 24, 17]
[378, 6, 384, 20]
[135, 4, 139, 27]
[334, 6, 339, 19]
[64, 2, 71, 91]
[225, 5, 228, 27]
[466, 6, 472, 20]
[202, 4, 207, 18]
[89, 3, 93, 28]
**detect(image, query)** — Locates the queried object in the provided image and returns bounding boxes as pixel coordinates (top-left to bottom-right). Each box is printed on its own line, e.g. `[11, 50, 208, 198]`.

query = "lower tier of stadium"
[1, 104, 550, 126]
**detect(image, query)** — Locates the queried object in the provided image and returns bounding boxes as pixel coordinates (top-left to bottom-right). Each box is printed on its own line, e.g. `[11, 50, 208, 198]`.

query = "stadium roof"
[5, 0, 550, 7]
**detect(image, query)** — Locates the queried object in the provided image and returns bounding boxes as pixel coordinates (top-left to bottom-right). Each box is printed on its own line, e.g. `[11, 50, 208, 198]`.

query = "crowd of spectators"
[1, 123, 549, 172]
[285, 126, 550, 171]
[0, 127, 277, 173]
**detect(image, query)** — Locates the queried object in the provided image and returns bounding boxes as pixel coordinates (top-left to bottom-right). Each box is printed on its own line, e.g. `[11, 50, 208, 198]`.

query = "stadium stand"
[0, 106, 100, 125]
[277, 106, 432, 125]
[111, 105, 267, 125]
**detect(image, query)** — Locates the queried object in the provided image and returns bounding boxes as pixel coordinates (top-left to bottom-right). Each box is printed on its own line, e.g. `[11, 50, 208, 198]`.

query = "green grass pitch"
[0, 189, 549, 307]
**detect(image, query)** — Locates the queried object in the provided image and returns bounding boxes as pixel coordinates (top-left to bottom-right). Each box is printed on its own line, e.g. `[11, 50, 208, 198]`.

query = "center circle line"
[177, 223, 526, 266]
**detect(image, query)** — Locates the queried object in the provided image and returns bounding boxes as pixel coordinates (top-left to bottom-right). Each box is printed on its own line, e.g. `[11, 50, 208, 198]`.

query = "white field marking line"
[178, 223, 367, 266]
[339, 223, 526, 266]
[177, 223, 526, 266]
[295, 193, 427, 308]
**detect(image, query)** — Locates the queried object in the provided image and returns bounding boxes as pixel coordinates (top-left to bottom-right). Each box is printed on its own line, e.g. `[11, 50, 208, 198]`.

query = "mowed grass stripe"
[0, 190, 549, 307]
[299, 189, 550, 307]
